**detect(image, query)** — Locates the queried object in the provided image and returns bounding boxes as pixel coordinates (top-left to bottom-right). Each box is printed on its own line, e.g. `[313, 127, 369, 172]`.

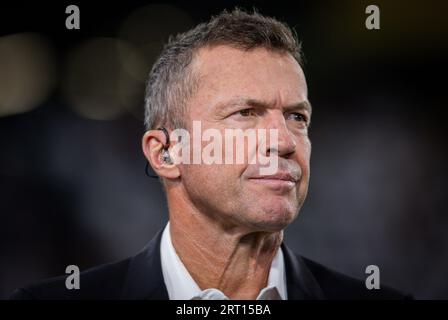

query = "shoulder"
[10, 258, 132, 300]
[299, 255, 411, 300]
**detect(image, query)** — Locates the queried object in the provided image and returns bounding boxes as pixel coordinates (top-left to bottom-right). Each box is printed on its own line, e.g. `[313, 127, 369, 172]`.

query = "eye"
[237, 108, 256, 117]
[287, 112, 308, 124]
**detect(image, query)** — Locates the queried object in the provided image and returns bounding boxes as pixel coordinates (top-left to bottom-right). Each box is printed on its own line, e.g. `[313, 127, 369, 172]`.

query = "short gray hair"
[144, 8, 303, 130]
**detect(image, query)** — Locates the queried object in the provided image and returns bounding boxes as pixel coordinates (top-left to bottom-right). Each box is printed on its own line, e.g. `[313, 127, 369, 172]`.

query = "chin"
[248, 203, 298, 232]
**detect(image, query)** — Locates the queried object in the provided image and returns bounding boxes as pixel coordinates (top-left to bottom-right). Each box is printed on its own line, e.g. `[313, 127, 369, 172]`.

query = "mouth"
[247, 173, 298, 191]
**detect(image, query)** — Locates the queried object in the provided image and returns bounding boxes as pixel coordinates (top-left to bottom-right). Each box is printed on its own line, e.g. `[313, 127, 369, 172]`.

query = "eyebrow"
[217, 96, 312, 115]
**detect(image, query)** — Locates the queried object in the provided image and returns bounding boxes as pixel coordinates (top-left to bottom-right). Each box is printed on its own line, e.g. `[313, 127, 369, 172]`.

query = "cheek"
[180, 164, 217, 183]
[297, 137, 311, 171]
[180, 163, 244, 192]
[296, 139, 311, 196]
[179, 165, 223, 206]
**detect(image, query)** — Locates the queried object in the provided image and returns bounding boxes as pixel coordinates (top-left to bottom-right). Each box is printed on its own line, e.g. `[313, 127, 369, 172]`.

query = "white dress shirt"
[160, 222, 287, 300]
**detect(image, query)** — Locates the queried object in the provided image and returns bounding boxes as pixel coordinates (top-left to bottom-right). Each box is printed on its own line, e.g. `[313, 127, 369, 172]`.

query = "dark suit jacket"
[10, 230, 409, 300]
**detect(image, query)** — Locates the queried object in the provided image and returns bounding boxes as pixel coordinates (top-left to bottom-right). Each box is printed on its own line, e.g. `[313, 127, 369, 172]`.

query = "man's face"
[178, 45, 311, 232]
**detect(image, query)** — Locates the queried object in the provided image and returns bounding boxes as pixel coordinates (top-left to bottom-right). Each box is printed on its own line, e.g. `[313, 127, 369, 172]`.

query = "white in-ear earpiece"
[160, 149, 173, 164]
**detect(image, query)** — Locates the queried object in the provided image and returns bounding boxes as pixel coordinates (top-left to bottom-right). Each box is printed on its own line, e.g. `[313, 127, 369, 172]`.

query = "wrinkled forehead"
[187, 45, 308, 116]
[192, 44, 305, 82]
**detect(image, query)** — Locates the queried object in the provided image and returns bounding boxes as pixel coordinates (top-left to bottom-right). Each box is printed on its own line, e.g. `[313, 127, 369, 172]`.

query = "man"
[11, 9, 407, 300]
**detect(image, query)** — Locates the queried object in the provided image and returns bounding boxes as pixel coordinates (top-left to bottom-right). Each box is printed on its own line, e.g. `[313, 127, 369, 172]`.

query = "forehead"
[189, 45, 308, 111]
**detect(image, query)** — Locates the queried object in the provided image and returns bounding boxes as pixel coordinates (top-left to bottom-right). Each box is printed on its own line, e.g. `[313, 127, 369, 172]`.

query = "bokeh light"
[63, 37, 143, 121]
[0, 33, 56, 117]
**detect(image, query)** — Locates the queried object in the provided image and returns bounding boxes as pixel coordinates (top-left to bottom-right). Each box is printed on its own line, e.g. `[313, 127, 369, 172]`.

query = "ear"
[142, 130, 180, 180]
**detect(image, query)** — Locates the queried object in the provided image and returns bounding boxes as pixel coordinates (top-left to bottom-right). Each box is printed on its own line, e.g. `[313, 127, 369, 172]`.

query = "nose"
[262, 111, 296, 158]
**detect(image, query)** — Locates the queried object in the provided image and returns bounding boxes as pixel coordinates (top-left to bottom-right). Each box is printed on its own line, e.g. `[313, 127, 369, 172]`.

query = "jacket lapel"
[282, 244, 326, 299]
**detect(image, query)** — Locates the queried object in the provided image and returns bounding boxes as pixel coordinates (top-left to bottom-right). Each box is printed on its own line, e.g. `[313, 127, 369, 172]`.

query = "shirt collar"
[160, 222, 287, 300]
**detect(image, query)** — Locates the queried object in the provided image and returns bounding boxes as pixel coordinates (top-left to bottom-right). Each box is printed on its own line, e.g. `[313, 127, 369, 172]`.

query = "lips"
[243, 161, 302, 193]
[247, 172, 299, 192]
[248, 172, 299, 183]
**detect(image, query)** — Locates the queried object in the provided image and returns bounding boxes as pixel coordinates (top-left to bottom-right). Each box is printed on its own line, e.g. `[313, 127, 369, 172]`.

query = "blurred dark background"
[0, 0, 447, 299]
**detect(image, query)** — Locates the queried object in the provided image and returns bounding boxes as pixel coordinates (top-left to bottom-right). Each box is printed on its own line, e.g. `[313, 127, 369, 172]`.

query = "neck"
[167, 188, 283, 300]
